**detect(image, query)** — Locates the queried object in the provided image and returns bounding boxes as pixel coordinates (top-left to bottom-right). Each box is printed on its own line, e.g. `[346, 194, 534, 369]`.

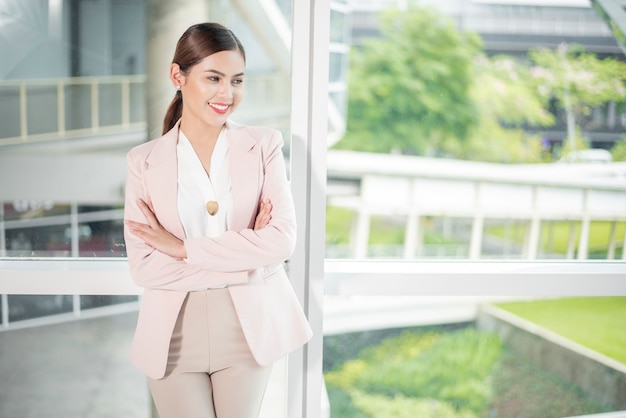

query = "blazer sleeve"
[124, 147, 248, 291]
[183, 130, 298, 272]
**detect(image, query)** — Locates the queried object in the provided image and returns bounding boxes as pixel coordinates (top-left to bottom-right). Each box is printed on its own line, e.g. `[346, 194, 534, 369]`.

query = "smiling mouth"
[209, 103, 231, 114]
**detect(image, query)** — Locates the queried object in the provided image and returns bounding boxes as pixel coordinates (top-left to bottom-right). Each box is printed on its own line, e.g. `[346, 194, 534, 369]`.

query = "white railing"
[0, 75, 147, 146]
[327, 150, 626, 260]
[0, 73, 292, 147]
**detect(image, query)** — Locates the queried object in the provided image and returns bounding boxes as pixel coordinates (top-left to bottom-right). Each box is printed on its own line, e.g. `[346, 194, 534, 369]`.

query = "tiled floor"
[0, 311, 289, 418]
[0, 312, 149, 418]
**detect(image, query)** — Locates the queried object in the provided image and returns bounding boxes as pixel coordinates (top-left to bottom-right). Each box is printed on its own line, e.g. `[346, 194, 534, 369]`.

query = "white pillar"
[525, 216, 541, 260]
[607, 220, 617, 260]
[146, 0, 212, 139]
[469, 181, 483, 260]
[566, 221, 577, 260]
[577, 189, 590, 260]
[469, 214, 483, 260]
[524, 185, 541, 260]
[403, 212, 419, 259]
[352, 209, 370, 259]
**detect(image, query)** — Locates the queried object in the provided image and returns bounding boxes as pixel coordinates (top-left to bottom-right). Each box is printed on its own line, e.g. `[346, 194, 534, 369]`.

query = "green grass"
[325, 207, 408, 246]
[326, 206, 354, 245]
[496, 297, 626, 364]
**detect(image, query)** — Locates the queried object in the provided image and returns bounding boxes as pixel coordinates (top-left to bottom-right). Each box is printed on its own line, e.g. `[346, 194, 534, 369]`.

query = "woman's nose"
[217, 81, 232, 97]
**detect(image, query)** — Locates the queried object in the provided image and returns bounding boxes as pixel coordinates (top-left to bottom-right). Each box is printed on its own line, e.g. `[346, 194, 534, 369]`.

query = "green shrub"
[325, 328, 502, 417]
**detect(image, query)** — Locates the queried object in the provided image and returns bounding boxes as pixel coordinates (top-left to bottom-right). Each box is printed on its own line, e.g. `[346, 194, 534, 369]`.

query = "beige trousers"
[148, 288, 273, 418]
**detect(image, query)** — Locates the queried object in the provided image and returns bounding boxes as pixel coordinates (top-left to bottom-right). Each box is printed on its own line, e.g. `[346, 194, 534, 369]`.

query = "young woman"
[124, 22, 312, 418]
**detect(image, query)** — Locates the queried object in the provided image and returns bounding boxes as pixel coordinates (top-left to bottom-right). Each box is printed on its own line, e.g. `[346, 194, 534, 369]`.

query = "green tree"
[458, 55, 555, 163]
[610, 136, 626, 161]
[529, 43, 626, 155]
[334, 3, 481, 155]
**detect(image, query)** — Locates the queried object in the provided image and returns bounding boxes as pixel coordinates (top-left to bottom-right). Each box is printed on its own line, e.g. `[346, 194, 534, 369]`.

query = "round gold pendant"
[206, 201, 219, 216]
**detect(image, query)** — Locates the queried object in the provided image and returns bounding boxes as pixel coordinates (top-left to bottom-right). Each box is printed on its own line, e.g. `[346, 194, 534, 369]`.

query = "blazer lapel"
[226, 121, 262, 232]
[144, 122, 186, 240]
[142, 120, 262, 238]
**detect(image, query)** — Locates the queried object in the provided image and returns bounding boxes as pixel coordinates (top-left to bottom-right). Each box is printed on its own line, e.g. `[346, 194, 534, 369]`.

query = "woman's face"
[176, 50, 245, 130]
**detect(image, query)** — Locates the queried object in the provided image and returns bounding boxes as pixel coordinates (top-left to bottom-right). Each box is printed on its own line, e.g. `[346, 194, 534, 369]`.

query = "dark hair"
[162, 22, 246, 134]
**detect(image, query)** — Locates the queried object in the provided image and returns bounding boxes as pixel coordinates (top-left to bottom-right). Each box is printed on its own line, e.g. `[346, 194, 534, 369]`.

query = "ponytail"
[162, 90, 183, 134]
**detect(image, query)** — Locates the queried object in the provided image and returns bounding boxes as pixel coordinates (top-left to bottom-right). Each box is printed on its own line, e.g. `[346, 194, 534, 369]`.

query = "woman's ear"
[170, 63, 184, 89]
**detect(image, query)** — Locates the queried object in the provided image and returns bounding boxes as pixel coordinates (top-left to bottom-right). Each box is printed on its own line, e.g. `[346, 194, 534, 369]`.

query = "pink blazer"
[123, 120, 312, 379]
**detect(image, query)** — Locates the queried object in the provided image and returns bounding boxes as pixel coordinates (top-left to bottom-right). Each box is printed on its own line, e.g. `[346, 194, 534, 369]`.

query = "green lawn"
[496, 297, 626, 364]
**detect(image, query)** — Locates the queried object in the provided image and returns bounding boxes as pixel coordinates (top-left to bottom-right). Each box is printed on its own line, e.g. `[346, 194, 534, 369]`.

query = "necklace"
[206, 200, 219, 216]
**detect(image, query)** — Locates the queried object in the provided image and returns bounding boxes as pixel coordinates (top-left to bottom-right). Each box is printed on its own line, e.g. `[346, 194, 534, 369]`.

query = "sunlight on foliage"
[325, 328, 503, 417]
[610, 136, 626, 161]
[350, 390, 477, 418]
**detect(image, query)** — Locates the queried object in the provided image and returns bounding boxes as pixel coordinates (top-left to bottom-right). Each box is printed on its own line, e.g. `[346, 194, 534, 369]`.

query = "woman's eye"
[208, 76, 219, 82]
[232, 79, 243, 85]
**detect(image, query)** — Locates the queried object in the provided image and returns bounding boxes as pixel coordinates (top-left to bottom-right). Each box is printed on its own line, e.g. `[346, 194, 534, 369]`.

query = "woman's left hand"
[125, 199, 187, 259]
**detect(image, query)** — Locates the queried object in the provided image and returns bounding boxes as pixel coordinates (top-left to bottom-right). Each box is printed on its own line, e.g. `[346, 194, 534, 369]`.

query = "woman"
[124, 22, 312, 418]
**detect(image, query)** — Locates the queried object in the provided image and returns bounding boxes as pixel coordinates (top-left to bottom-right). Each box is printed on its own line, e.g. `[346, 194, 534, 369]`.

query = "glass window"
[1, 1, 299, 417]
[329, 1, 626, 261]
[324, 2, 626, 417]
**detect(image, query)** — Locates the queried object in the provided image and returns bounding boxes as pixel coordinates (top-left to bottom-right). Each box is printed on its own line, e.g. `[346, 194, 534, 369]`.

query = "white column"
[525, 217, 541, 260]
[607, 220, 617, 260]
[523, 185, 541, 260]
[352, 209, 371, 259]
[289, 1, 329, 417]
[144, 3, 213, 417]
[146, 0, 212, 139]
[469, 181, 483, 260]
[469, 214, 483, 260]
[404, 212, 419, 259]
[577, 189, 591, 260]
[566, 221, 577, 260]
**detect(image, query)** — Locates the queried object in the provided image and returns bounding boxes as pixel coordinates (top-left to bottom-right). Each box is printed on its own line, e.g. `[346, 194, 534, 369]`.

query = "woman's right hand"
[254, 199, 272, 230]
[125, 199, 187, 259]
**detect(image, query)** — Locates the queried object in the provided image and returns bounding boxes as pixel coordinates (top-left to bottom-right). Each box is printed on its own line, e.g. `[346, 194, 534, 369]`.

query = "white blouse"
[177, 128, 232, 240]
